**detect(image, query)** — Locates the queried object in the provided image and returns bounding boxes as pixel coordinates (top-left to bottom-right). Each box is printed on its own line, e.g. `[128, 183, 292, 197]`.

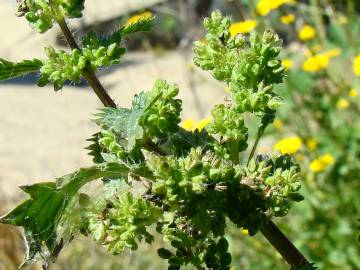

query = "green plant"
[0, 2, 314, 270]
[213, 1, 360, 269]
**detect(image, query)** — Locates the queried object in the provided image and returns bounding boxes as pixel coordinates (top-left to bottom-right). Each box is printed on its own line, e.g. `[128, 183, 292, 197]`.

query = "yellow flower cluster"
[298, 25, 316, 41]
[182, 117, 211, 132]
[310, 154, 335, 173]
[353, 54, 360, 76]
[281, 14, 295, 24]
[256, 0, 296, 16]
[229, 20, 258, 36]
[303, 48, 341, 72]
[274, 136, 303, 154]
[126, 11, 153, 26]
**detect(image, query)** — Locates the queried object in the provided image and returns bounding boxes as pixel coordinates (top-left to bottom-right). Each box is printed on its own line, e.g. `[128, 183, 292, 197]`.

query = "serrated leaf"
[0, 58, 43, 81]
[95, 92, 153, 151]
[85, 133, 105, 163]
[0, 163, 128, 266]
[120, 16, 156, 36]
[94, 107, 131, 132]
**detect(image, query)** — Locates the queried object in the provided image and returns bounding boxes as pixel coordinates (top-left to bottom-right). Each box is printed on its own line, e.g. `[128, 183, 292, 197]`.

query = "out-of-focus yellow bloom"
[303, 54, 329, 72]
[323, 48, 341, 58]
[256, 0, 296, 16]
[337, 15, 348, 25]
[182, 118, 196, 131]
[273, 119, 283, 129]
[306, 138, 318, 151]
[126, 11, 153, 26]
[298, 25, 316, 41]
[241, 229, 249, 235]
[280, 14, 295, 24]
[349, 88, 358, 98]
[303, 48, 341, 72]
[282, 59, 293, 71]
[197, 117, 212, 131]
[353, 54, 360, 76]
[224, 86, 230, 93]
[336, 98, 349, 109]
[312, 44, 323, 52]
[182, 118, 211, 132]
[274, 136, 302, 154]
[310, 154, 335, 173]
[229, 20, 258, 36]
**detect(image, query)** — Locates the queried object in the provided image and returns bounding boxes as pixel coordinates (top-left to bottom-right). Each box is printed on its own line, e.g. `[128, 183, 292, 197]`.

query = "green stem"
[247, 127, 264, 166]
[229, 140, 240, 164]
[56, 17, 117, 108]
[261, 220, 314, 269]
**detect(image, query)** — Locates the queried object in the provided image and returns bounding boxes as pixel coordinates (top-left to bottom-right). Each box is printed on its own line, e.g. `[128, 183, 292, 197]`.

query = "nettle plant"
[1, 2, 315, 270]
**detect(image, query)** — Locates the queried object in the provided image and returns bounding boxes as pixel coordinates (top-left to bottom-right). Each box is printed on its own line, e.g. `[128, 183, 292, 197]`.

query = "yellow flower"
[197, 117, 212, 131]
[310, 154, 335, 173]
[126, 11, 153, 26]
[298, 25, 316, 41]
[336, 98, 349, 109]
[353, 54, 360, 76]
[182, 117, 212, 132]
[302, 48, 341, 72]
[349, 88, 358, 98]
[282, 59, 293, 71]
[273, 119, 283, 129]
[256, 0, 296, 16]
[182, 118, 196, 131]
[281, 14, 295, 24]
[274, 136, 303, 154]
[306, 138, 318, 151]
[229, 20, 258, 36]
[303, 54, 329, 72]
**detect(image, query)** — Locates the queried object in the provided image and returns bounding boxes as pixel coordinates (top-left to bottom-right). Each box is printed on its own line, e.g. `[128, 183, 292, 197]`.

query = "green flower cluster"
[37, 17, 154, 91]
[194, 11, 284, 114]
[38, 41, 126, 90]
[206, 104, 248, 159]
[16, 0, 85, 33]
[38, 47, 86, 90]
[86, 193, 161, 254]
[141, 80, 182, 139]
[138, 148, 301, 268]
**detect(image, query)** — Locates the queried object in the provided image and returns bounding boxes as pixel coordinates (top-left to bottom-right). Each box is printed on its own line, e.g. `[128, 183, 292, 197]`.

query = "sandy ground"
[0, 2, 226, 206]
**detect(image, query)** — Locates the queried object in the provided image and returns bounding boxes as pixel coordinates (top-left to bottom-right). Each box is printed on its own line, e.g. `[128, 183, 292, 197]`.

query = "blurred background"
[0, 0, 359, 269]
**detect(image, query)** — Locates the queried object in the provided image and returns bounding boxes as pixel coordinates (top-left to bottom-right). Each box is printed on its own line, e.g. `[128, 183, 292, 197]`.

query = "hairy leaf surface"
[0, 58, 43, 81]
[95, 91, 153, 151]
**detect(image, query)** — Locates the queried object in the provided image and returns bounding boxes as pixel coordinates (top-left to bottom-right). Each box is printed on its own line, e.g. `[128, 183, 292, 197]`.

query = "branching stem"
[56, 17, 117, 108]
